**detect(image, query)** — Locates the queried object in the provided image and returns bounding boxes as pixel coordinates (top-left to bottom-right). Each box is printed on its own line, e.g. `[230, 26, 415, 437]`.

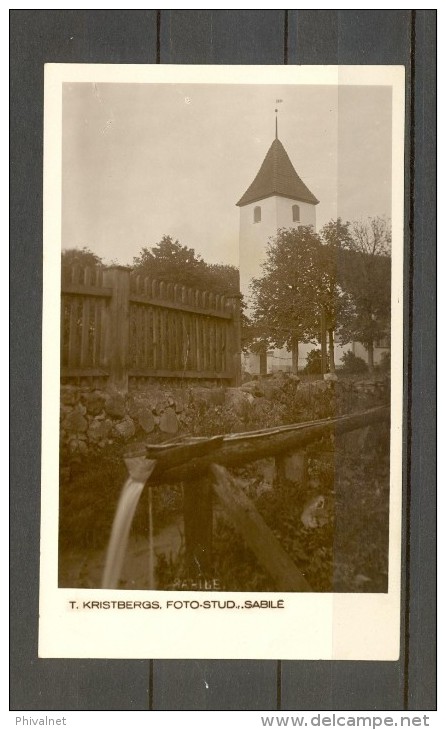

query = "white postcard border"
[40, 64, 405, 660]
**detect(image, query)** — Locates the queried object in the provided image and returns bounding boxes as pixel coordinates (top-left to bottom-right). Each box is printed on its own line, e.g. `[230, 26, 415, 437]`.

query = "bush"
[303, 348, 322, 374]
[339, 350, 368, 374]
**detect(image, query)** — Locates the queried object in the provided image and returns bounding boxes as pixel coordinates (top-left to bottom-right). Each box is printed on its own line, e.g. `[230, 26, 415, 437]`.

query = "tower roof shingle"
[236, 138, 319, 207]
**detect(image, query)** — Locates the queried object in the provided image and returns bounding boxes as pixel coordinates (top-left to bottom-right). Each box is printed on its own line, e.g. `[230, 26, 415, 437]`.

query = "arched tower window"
[253, 206, 261, 223]
[292, 204, 300, 222]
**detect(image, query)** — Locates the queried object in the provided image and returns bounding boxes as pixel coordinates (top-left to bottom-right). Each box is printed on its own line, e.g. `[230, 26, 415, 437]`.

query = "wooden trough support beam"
[148, 406, 390, 485]
[276, 448, 307, 487]
[183, 477, 213, 580]
[210, 464, 311, 592]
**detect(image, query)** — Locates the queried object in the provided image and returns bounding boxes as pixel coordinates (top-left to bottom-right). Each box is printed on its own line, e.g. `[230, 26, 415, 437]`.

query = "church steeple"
[238, 125, 319, 376]
[236, 137, 319, 208]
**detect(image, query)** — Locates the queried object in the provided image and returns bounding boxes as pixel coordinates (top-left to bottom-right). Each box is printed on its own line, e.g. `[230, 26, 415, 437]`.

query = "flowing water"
[102, 458, 157, 589]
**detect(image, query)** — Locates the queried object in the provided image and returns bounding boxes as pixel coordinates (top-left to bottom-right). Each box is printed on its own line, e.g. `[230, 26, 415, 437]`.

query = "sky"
[62, 82, 392, 267]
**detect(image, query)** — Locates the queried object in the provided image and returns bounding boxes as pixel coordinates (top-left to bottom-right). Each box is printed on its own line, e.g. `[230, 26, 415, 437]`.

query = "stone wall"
[61, 385, 190, 456]
[60, 372, 390, 458]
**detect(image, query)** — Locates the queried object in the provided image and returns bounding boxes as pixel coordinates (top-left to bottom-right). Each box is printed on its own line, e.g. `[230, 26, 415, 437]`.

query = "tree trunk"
[367, 341, 374, 372]
[320, 310, 327, 374]
[328, 328, 336, 373]
[291, 336, 299, 374]
[259, 349, 267, 376]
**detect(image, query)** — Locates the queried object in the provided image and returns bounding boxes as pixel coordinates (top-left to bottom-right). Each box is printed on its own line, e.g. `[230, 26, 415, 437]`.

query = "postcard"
[40, 64, 404, 659]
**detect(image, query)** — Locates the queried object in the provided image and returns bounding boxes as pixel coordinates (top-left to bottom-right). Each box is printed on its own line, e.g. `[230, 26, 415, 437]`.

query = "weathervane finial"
[275, 99, 283, 140]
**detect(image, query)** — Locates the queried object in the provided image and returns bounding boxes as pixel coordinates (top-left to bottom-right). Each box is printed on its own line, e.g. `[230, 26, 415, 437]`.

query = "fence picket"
[71, 263, 80, 285]
[132, 306, 139, 368]
[152, 307, 159, 370]
[160, 308, 167, 370]
[93, 298, 101, 367]
[209, 317, 216, 372]
[100, 298, 109, 369]
[195, 314, 201, 373]
[201, 316, 208, 372]
[80, 268, 91, 367]
[175, 311, 182, 371]
[166, 310, 174, 370]
[186, 311, 193, 371]
[215, 321, 221, 372]
[68, 298, 79, 368]
[142, 307, 148, 369]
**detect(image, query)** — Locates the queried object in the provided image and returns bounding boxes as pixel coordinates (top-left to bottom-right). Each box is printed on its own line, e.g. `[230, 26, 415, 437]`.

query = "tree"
[337, 216, 391, 371]
[249, 226, 323, 373]
[133, 235, 239, 295]
[61, 247, 103, 270]
[133, 235, 206, 286]
[318, 219, 355, 373]
[205, 262, 240, 295]
[249, 223, 354, 374]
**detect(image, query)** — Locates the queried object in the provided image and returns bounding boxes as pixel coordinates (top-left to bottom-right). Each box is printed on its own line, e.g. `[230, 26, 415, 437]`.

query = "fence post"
[228, 293, 242, 386]
[104, 266, 130, 392]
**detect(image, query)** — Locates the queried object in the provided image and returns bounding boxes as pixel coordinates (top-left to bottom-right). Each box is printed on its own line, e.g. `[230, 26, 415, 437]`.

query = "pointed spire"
[236, 137, 319, 207]
[275, 108, 278, 139]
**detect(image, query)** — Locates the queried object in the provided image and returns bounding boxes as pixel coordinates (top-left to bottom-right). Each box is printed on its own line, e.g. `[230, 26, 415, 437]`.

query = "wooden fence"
[61, 264, 242, 390]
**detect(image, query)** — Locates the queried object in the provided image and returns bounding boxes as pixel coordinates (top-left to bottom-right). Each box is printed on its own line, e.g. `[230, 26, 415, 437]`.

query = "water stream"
[101, 457, 156, 589]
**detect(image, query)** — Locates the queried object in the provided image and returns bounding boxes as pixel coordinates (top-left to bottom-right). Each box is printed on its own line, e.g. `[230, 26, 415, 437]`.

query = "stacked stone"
[60, 386, 187, 455]
[59, 374, 389, 456]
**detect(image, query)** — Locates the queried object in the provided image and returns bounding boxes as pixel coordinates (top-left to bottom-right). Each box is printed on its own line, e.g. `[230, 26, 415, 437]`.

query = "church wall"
[244, 342, 372, 375]
[239, 196, 282, 302]
[267, 343, 352, 373]
[267, 346, 292, 373]
[275, 196, 317, 230]
[239, 195, 317, 304]
[242, 351, 261, 375]
[239, 193, 319, 377]
[351, 341, 390, 368]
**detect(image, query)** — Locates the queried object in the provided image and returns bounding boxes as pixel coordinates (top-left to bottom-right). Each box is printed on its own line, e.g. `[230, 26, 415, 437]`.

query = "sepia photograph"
[40, 64, 404, 660]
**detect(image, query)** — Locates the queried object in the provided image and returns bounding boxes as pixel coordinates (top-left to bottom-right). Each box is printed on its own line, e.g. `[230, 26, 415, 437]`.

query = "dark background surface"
[10, 9, 436, 711]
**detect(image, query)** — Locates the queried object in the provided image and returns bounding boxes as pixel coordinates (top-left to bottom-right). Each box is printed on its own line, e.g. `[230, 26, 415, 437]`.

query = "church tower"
[237, 130, 319, 303]
[237, 127, 319, 373]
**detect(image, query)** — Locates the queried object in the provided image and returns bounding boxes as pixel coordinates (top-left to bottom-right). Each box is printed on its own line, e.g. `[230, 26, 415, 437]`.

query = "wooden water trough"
[124, 405, 390, 592]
